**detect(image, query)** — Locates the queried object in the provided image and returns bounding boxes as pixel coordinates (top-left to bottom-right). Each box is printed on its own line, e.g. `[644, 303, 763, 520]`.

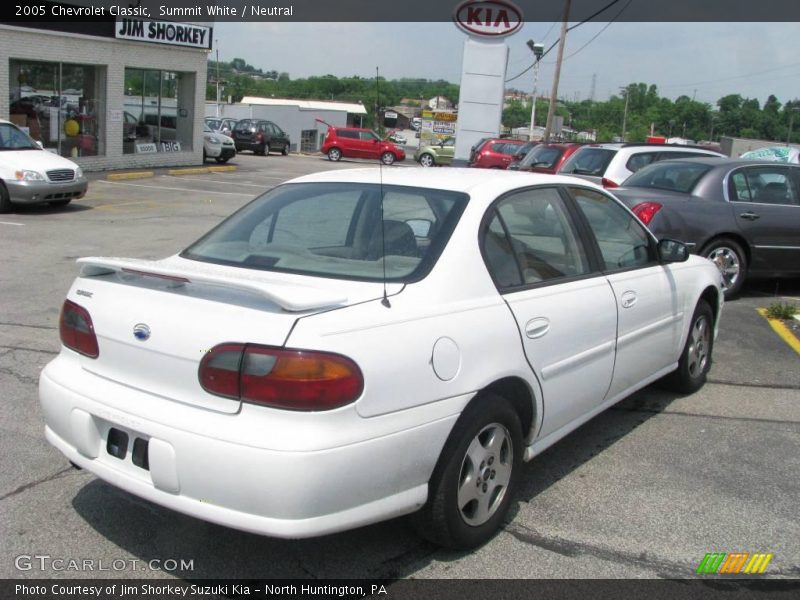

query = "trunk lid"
[68, 255, 391, 414]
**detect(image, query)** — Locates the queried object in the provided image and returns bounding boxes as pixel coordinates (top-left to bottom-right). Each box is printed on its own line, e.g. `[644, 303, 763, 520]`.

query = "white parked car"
[202, 124, 236, 164]
[40, 169, 722, 549]
[559, 143, 725, 188]
[0, 119, 88, 213]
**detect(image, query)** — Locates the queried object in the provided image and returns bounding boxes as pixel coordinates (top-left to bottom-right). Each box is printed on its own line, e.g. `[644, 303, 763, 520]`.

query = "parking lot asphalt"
[1, 152, 798, 581]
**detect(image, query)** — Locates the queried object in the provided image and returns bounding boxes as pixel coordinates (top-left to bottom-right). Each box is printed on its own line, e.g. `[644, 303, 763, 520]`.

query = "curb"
[756, 308, 800, 357]
[106, 171, 155, 181]
[208, 165, 237, 173]
[167, 167, 214, 176]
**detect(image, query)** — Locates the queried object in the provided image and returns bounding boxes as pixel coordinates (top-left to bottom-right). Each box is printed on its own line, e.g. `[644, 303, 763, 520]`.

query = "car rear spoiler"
[77, 257, 348, 312]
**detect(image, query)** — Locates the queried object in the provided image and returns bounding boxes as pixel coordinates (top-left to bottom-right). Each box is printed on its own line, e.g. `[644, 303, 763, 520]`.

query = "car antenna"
[377, 66, 390, 308]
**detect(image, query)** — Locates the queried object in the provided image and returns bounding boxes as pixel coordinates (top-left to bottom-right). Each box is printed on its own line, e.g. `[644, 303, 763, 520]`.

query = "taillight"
[199, 344, 363, 411]
[632, 201, 663, 225]
[601, 177, 619, 188]
[59, 300, 99, 358]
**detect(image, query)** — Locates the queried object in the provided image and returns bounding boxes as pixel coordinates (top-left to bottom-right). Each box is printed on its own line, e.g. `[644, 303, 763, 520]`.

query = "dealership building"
[0, 17, 211, 171]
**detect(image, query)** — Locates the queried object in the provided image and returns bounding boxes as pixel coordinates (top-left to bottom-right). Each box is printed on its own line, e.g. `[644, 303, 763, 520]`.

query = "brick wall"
[0, 24, 209, 171]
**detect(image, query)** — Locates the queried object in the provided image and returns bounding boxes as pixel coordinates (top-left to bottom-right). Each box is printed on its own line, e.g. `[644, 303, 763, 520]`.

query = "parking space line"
[0, 221, 24, 226]
[756, 308, 800, 356]
[94, 180, 253, 196]
[165, 175, 267, 188]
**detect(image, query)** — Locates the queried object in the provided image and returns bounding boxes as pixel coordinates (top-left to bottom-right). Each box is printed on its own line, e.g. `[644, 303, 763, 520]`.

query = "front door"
[481, 186, 618, 439]
[568, 186, 683, 400]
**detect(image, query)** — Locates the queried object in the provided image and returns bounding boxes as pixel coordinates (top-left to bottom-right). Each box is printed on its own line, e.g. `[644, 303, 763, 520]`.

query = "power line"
[561, 0, 633, 61]
[505, 0, 622, 83]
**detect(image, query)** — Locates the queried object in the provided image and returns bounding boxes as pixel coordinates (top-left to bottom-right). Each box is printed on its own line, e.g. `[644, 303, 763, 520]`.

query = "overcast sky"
[212, 21, 800, 106]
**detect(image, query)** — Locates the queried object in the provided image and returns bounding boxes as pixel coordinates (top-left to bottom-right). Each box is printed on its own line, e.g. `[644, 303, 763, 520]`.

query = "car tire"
[419, 153, 435, 167]
[381, 152, 396, 166]
[282, 144, 289, 156]
[663, 299, 714, 394]
[327, 148, 342, 162]
[0, 182, 13, 213]
[412, 393, 523, 550]
[701, 237, 747, 299]
[215, 157, 229, 164]
[48, 199, 72, 208]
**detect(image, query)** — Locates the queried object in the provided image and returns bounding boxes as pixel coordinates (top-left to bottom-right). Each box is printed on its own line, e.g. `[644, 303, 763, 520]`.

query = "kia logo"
[453, 0, 524, 38]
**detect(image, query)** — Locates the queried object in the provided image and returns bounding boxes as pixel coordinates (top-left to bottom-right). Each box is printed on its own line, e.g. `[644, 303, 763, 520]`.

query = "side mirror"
[658, 239, 690, 263]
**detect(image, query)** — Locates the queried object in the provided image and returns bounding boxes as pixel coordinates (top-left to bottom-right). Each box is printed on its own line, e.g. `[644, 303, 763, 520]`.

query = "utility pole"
[526, 40, 544, 142]
[543, 0, 571, 142]
[215, 40, 220, 117]
[620, 86, 629, 142]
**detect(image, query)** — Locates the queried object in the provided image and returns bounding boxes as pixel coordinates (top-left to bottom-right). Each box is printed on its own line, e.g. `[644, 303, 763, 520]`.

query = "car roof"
[286, 167, 606, 204]
[652, 156, 798, 168]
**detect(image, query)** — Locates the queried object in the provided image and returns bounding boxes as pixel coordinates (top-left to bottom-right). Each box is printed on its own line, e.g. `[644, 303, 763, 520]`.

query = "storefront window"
[124, 68, 192, 154]
[9, 60, 105, 158]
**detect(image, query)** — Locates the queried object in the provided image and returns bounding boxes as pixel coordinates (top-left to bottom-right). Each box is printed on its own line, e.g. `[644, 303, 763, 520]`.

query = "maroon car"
[509, 142, 584, 174]
[468, 138, 527, 169]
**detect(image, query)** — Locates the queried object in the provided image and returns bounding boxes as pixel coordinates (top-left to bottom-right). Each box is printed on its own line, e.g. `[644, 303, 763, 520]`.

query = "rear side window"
[625, 152, 658, 173]
[560, 148, 616, 176]
[337, 130, 358, 139]
[482, 187, 590, 289]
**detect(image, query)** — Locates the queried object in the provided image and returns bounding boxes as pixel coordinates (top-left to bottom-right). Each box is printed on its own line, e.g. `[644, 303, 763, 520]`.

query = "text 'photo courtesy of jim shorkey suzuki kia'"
[40, 168, 723, 549]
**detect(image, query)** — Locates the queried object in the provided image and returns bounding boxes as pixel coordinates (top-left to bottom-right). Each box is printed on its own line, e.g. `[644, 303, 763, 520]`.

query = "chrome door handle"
[525, 317, 550, 339]
[620, 291, 638, 309]
[739, 212, 760, 221]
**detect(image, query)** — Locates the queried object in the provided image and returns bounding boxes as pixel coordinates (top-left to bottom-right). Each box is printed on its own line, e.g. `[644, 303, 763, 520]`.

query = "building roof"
[239, 96, 367, 114]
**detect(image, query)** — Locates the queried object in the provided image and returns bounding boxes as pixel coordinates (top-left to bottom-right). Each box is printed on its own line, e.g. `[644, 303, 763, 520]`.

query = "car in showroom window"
[40, 169, 722, 550]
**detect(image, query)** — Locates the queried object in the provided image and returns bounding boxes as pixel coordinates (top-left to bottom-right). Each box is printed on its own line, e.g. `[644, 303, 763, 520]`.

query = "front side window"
[10, 59, 105, 158]
[482, 187, 590, 289]
[359, 131, 380, 142]
[728, 167, 800, 206]
[182, 183, 468, 282]
[570, 187, 656, 271]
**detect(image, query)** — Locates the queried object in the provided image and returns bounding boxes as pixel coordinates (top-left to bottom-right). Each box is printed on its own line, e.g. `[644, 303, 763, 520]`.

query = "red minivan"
[321, 127, 406, 165]
[468, 138, 527, 169]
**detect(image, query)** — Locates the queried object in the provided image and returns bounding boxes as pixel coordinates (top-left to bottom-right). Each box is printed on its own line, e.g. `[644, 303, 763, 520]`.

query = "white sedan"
[40, 168, 722, 549]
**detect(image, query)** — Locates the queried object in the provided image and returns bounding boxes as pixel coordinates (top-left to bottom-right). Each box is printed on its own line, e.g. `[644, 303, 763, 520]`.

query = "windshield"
[560, 148, 616, 176]
[622, 161, 713, 193]
[520, 145, 564, 169]
[182, 183, 468, 282]
[0, 123, 39, 151]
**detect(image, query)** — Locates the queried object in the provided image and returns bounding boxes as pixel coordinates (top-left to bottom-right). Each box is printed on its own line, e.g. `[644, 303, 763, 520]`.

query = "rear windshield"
[622, 161, 713, 193]
[559, 148, 616, 176]
[520, 145, 564, 169]
[182, 183, 468, 282]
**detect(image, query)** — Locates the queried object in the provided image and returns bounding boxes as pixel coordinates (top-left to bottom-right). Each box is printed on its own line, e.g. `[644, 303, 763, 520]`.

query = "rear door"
[568, 186, 684, 399]
[481, 186, 617, 439]
[727, 165, 800, 274]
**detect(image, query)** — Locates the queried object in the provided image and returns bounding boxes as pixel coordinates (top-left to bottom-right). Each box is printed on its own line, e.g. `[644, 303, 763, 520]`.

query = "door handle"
[525, 317, 550, 339]
[739, 212, 760, 221]
[620, 290, 638, 309]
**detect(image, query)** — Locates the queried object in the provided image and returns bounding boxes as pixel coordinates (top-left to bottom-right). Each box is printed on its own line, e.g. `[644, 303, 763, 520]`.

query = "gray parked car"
[613, 157, 800, 298]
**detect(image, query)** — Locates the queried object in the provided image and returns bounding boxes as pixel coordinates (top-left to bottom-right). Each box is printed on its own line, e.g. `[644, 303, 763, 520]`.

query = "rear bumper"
[6, 177, 88, 204]
[39, 356, 459, 538]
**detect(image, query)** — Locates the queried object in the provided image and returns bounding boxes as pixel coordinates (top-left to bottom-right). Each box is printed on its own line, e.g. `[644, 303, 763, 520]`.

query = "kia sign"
[453, 0, 523, 38]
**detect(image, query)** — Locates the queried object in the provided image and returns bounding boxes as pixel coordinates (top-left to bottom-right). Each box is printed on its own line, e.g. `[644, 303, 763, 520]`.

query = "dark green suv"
[232, 119, 290, 156]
